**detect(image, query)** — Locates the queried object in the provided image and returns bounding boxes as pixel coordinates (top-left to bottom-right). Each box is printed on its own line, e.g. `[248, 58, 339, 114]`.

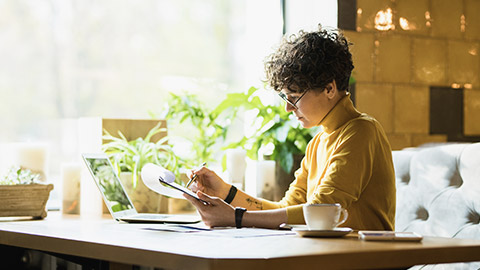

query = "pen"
[186, 162, 206, 188]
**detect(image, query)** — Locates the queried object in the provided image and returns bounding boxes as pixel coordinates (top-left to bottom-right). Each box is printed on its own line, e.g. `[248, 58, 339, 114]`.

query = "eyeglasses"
[278, 90, 308, 110]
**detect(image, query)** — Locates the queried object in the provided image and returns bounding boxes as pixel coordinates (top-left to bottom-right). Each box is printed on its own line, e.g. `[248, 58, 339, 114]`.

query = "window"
[0, 0, 338, 207]
[0, 0, 252, 142]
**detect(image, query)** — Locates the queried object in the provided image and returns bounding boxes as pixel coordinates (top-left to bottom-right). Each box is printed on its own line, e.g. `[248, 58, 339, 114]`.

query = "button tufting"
[448, 170, 463, 187]
[401, 175, 410, 184]
[467, 211, 480, 224]
[415, 207, 429, 221]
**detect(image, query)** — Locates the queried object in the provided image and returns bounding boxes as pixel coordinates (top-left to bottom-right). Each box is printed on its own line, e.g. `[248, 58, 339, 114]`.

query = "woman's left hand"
[183, 191, 235, 228]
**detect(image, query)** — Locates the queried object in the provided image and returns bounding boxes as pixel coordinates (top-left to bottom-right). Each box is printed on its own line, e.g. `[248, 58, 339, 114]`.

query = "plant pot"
[274, 154, 304, 201]
[118, 172, 168, 213]
[0, 183, 54, 219]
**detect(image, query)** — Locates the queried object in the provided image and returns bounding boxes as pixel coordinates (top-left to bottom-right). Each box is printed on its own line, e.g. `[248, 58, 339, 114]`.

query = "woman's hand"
[184, 191, 235, 228]
[188, 166, 230, 199]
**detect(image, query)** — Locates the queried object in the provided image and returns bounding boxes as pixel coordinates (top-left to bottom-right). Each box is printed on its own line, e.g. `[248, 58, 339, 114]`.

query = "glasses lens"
[278, 92, 296, 107]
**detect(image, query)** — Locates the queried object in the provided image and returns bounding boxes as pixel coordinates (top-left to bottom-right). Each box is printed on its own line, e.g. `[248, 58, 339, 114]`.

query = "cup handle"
[336, 209, 348, 226]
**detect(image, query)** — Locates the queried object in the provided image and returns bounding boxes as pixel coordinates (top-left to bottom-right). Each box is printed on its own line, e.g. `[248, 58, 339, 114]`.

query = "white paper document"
[143, 223, 212, 233]
[141, 163, 185, 199]
[144, 224, 296, 238]
[195, 228, 296, 238]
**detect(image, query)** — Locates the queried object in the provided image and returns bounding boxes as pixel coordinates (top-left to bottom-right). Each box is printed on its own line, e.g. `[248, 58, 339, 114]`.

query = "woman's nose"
[285, 102, 296, 112]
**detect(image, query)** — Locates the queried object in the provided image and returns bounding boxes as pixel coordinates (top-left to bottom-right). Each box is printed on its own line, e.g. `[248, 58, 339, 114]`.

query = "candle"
[62, 163, 81, 214]
[256, 160, 275, 200]
[80, 167, 103, 218]
[226, 149, 247, 190]
[12, 142, 48, 182]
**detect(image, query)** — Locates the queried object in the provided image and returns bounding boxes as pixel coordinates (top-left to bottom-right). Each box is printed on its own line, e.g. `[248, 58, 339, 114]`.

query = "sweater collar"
[319, 93, 361, 134]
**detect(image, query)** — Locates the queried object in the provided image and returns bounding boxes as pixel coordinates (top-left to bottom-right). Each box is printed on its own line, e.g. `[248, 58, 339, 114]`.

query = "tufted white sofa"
[393, 142, 480, 269]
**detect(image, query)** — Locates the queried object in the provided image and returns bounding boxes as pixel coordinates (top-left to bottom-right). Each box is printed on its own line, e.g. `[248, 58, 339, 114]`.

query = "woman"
[184, 26, 396, 231]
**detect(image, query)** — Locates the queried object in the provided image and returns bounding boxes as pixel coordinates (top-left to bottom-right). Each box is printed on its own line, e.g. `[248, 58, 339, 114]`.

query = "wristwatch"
[235, 207, 247, 229]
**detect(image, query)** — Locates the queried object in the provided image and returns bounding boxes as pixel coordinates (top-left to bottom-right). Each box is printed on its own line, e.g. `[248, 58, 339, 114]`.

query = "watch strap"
[224, 185, 237, 204]
[235, 207, 247, 229]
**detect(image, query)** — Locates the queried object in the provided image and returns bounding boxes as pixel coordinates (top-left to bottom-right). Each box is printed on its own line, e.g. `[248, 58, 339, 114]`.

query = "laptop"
[81, 153, 200, 224]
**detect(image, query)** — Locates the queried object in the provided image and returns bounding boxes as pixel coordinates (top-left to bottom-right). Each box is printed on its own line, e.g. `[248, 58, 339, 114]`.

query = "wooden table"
[1, 212, 480, 270]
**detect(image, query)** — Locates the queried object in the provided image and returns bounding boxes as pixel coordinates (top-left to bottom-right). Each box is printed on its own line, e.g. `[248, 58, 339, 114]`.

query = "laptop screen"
[83, 156, 134, 213]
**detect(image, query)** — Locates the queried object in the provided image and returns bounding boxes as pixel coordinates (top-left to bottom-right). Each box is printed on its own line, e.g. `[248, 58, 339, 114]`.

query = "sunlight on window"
[285, 0, 338, 34]
[0, 0, 338, 202]
[0, 0, 251, 141]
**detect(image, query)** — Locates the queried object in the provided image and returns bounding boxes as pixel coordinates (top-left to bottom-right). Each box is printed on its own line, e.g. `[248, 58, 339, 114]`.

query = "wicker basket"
[0, 183, 54, 219]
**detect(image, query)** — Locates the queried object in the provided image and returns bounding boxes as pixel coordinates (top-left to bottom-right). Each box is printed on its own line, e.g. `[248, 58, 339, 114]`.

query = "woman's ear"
[325, 81, 337, 99]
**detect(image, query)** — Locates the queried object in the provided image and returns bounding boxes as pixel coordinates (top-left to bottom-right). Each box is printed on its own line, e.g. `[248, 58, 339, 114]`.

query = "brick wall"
[344, 0, 480, 149]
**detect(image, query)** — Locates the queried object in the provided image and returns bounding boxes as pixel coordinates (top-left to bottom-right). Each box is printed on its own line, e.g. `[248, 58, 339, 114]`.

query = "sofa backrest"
[393, 142, 480, 239]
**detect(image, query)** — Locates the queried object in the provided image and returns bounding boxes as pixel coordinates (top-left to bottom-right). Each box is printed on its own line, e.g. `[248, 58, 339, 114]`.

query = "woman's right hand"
[188, 166, 231, 199]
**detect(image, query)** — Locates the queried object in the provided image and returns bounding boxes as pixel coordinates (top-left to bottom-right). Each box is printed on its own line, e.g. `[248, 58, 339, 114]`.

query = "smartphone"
[358, 231, 423, 242]
[158, 177, 209, 204]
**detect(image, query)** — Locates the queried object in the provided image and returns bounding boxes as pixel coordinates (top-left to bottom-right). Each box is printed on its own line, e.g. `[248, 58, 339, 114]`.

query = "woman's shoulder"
[341, 113, 382, 136]
[346, 113, 378, 127]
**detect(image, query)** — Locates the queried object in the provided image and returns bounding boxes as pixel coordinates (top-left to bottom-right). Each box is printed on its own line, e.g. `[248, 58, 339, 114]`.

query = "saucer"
[292, 226, 353, 238]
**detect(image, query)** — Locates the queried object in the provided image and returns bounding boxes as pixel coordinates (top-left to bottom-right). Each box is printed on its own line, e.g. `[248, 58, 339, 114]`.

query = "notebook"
[81, 153, 200, 224]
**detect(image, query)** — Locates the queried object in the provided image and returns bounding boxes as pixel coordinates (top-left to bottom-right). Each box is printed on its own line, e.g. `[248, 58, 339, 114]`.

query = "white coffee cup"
[303, 203, 348, 230]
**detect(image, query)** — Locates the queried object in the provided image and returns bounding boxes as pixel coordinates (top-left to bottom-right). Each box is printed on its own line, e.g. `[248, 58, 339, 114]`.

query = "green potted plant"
[102, 122, 184, 213]
[156, 88, 318, 200]
[157, 92, 236, 168]
[153, 93, 239, 212]
[220, 86, 320, 200]
[0, 166, 54, 219]
[219, 87, 315, 170]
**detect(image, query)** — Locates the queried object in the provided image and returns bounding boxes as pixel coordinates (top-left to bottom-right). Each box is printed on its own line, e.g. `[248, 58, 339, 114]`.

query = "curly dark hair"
[264, 26, 354, 93]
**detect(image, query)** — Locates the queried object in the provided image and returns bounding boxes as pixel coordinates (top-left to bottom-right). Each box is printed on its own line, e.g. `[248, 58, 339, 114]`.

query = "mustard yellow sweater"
[262, 94, 396, 230]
